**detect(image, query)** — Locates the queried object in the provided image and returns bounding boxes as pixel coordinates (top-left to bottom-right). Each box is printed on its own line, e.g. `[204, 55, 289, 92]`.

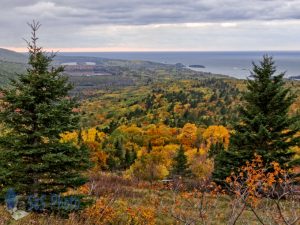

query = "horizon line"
[3, 47, 300, 53]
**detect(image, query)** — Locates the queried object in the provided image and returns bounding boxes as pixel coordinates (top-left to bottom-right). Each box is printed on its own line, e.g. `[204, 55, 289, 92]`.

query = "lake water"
[60, 51, 300, 79]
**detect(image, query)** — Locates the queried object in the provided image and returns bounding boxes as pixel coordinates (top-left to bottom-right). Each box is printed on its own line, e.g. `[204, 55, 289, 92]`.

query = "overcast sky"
[1, 0, 300, 52]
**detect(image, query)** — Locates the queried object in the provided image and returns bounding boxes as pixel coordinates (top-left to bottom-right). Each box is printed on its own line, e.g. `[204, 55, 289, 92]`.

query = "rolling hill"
[0, 48, 27, 63]
[0, 49, 27, 85]
[0, 48, 228, 89]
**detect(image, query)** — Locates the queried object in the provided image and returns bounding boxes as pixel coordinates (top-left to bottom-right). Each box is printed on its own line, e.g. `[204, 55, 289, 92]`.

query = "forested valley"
[0, 24, 299, 225]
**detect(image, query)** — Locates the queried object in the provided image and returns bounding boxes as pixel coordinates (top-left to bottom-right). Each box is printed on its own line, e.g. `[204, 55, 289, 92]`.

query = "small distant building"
[85, 62, 96, 66]
[61, 62, 77, 66]
[60, 62, 111, 76]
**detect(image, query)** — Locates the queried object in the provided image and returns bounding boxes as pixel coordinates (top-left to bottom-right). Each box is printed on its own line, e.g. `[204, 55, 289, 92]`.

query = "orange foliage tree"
[177, 123, 197, 149]
[226, 154, 300, 225]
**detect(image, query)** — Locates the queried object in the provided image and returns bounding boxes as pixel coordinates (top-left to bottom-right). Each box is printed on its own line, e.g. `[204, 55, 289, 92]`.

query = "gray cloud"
[5, 0, 300, 26]
[1, 0, 300, 50]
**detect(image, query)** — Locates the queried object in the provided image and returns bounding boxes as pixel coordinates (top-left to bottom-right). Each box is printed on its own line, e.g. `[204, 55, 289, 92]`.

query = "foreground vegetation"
[0, 23, 299, 225]
[0, 168, 299, 225]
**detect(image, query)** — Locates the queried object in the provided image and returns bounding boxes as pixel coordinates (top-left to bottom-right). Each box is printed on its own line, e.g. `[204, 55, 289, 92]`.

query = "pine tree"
[0, 22, 90, 199]
[147, 141, 152, 153]
[124, 149, 131, 169]
[107, 155, 118, 170]
[114, 138, 125, 161]
[213, 56, 300, 183]
[172, 145, 191, 177]
[124, 146, 137, 169]
[208, 142, 225, 158]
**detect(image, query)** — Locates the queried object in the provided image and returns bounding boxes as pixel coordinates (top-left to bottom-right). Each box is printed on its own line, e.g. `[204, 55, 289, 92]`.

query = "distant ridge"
[0, 48, 229, 88]
[0, 48, 27, 85]
[288, 75, 300, 80]
[0, 48, 27, 63]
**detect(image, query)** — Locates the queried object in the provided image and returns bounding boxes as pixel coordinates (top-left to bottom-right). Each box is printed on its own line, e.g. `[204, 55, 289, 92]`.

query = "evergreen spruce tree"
[107, 155, 118, 171]
[0, 22, 90, 199]
[131, 147, 137, 163]
[147, 141, 152, 153]
[114, 138, 125, 162]
[172, 145, 191, 177]
[213, 56, 300, 183]
[124, 146, 137, 169]
[124, 149, 132, 169]
[208, 142, 225, 158]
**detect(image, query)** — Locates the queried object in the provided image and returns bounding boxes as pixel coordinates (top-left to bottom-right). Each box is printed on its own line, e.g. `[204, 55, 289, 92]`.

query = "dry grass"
[0, 172, 299, 225]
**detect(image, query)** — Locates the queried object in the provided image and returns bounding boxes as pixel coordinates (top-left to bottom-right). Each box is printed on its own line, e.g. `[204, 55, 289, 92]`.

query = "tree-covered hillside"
[0, 48, 27, 63]
[80, 78, 241, 129]
[0, 49, 27, 85]
[0, 48, 228, 89]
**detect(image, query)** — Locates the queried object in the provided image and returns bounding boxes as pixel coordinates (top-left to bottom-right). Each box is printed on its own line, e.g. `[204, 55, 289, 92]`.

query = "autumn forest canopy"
[0, 22, 299, 224]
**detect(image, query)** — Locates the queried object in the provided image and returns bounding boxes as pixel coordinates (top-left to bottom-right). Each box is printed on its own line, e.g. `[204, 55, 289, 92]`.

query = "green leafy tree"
[0, 22, 90, 199]
[213, 56, 300, 183]
[172, 145, 191, 177]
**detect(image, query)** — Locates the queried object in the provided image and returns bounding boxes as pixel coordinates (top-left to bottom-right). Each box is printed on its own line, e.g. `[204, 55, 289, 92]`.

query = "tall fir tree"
[172, 145, 191, 177]
[213, 56, 300, 183]
[0, 22, 90, 198]
[147, 141, 153, 153]
[124, 146, 137, 169]
[114, 138, 125, 161]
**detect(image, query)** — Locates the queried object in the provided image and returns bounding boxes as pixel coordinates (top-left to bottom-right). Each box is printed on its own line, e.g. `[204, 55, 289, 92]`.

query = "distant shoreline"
[59, 51, 300, 79]
[188, 64, 206, 69]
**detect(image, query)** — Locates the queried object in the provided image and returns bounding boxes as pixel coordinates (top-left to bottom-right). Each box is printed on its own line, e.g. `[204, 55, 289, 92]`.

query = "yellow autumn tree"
[61, 127, 107, 170]
[202, 125, 230, 150]
[60, 131, 78, 145]
[177, 123, 198, 149]
[189, 152, 214, 178]
[145, 124, 177, 146]
[291, 131, 300, 159]
[128, 150, 169, 181]
[117, 124, 144, 146]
